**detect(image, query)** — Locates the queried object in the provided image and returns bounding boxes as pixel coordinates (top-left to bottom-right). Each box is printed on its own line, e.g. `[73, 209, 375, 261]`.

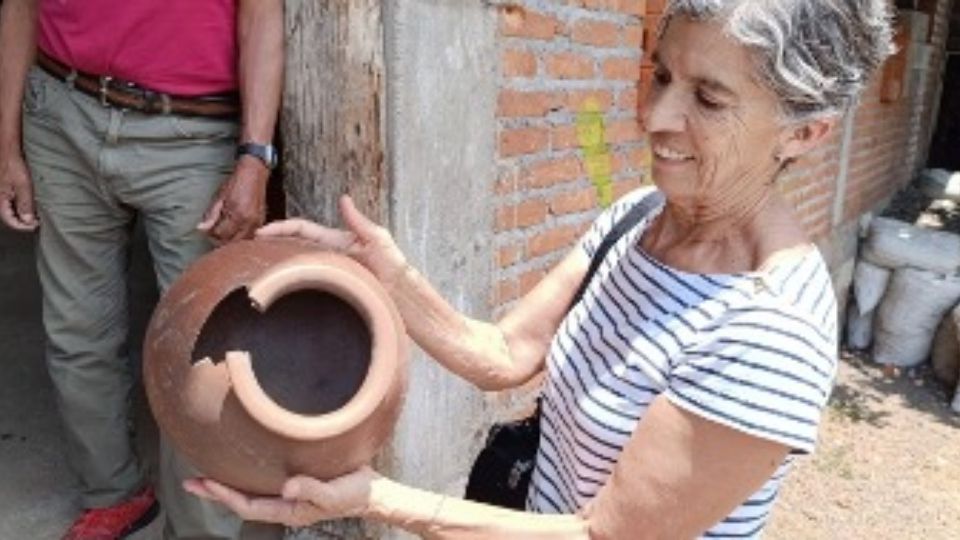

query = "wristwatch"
[236, 142, 279, 170]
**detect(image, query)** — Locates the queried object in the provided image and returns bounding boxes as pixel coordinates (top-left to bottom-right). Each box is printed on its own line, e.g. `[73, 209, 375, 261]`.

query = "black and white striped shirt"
[527, 188, 838, 538]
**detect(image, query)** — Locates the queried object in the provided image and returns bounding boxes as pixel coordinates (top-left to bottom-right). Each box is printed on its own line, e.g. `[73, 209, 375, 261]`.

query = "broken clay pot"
[144, 239, 408, 495]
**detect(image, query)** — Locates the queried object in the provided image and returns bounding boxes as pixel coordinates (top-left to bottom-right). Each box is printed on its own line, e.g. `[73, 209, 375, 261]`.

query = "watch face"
[265, 147, 278, 168]
[239, 143, 278, 169]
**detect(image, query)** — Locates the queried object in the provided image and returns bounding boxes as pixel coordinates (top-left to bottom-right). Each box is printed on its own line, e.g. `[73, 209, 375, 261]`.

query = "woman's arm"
[365, 480, 589, 540]
[257, 196, 590, 390]
[384, 244, 588, 390]
[581, 397, 789, 538]
[187, 396, 788, 539]
[188, 464, 589, 539]
[373, 397, 787, 539]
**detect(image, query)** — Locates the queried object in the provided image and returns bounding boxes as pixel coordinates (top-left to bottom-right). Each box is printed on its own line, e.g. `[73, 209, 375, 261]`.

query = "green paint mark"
[576, 98, 614, 208]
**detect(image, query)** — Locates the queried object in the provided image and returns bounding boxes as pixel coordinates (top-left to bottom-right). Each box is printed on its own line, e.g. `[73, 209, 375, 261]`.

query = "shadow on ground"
[0, 224, 160, 540]
[831, 350, 960, 429]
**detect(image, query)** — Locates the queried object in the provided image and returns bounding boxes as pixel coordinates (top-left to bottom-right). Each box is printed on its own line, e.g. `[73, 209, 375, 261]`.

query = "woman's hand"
[256, 195, 408, 287]
[183, 466, 380, 528]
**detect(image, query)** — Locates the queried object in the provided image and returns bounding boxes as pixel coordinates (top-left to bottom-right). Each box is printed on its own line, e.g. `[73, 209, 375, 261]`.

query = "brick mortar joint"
[500, 37, 643, 60]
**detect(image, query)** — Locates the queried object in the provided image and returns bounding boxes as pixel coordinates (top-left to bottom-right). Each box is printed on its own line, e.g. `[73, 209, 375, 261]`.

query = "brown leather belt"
[36, 51, 240, 118]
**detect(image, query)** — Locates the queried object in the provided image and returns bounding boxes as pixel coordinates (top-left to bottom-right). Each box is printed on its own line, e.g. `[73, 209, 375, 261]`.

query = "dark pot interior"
[193, 288, 372, 416]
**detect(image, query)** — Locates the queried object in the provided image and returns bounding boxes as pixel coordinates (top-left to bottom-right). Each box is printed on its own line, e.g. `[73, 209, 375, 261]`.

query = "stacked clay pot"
[144, 239, 408, 495]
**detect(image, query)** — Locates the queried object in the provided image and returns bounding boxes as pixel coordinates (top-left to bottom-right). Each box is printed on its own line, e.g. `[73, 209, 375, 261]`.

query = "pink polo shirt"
[38, 0, 238, 96]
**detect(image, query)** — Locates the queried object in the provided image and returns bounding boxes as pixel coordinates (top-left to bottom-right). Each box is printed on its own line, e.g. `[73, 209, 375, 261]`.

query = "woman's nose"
[640, 88, 686, 133]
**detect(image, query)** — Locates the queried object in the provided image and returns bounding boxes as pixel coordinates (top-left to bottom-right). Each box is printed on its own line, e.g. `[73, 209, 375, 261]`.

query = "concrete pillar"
[831, 109, 857, 227]
[281, 1, 499, 537]
[383, 0, 499, 506]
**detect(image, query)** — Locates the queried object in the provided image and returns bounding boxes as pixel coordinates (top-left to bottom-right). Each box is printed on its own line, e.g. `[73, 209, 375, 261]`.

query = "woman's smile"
[652, 144, 694, 162]
[651, 143, 696, 178]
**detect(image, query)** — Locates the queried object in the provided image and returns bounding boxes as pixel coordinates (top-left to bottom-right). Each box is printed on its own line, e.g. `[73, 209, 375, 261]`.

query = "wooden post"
[282, 0, 387, 226]
[281, 1, 386, 537]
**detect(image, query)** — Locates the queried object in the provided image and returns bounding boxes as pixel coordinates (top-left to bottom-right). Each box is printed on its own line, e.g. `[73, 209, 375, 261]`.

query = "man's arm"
[0, 0, 39, 231]
[236, 0, 283, 148]
[199, 0, 283, 243]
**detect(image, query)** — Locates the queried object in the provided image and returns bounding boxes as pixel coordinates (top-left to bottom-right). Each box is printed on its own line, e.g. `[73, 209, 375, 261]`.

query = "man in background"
[0, 1, 285, 538]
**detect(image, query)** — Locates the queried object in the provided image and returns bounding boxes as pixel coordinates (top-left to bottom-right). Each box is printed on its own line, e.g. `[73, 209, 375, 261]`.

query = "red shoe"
[62, 486, 159, 540]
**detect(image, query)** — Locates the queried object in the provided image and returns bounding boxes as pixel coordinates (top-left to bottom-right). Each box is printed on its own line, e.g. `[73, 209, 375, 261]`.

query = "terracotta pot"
[144, 239, 408, 495]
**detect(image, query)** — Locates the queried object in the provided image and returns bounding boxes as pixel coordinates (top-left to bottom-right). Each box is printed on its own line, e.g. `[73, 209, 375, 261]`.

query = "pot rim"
[225, 253, 402, 441]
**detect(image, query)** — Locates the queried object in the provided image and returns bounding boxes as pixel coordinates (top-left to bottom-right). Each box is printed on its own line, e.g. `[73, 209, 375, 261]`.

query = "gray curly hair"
[661, 0, 896, 121]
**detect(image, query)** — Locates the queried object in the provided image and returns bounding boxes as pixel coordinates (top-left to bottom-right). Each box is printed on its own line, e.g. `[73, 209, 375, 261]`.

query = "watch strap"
[236, 142, 278, 170]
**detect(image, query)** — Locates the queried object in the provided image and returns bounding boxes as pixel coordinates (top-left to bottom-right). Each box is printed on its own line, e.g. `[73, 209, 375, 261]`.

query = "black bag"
[464, 190, 664, 509]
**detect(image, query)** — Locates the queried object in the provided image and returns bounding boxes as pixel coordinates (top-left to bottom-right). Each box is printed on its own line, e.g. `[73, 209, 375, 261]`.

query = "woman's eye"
[696, 91, 723, 111]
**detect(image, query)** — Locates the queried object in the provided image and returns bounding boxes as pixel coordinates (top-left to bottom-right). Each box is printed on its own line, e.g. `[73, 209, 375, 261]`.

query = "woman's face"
[640, 17, 791, 211]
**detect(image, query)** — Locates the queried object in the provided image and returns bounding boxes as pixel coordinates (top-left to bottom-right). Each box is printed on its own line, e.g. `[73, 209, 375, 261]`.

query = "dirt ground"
[765, 351, 960, 539]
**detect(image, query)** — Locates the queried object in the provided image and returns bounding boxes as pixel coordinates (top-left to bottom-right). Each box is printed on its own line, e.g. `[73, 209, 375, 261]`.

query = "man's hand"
[0, 149, 38, 231]
[198, 156, 268, 243]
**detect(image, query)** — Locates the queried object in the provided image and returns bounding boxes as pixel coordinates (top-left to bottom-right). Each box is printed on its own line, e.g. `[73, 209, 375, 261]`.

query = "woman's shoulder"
[762, 247, 835, 319]
[669, 249, 838, 454]
[581, 186, 663, 254]
[718, 247, 838, 356]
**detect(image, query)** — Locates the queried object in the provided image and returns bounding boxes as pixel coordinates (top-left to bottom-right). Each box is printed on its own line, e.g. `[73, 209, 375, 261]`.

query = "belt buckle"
[64, 69, 78, 89]
[98, 75, 113, 107]
[142, 90, 173, 115]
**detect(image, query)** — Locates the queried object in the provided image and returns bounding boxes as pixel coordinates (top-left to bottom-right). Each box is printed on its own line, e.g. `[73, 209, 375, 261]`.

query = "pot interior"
[193, 288, 372, 416]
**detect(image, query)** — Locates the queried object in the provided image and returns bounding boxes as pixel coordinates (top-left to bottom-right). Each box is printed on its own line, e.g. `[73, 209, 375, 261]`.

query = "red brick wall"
[491, 0, 954, 311]
[840, 0, 954, 223]
[840, 75, 915, 223]
[493, 1, 650, 310]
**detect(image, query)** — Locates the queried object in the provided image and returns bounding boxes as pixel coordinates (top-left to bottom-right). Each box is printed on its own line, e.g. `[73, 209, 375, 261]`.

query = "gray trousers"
[22, 67, 283, 540]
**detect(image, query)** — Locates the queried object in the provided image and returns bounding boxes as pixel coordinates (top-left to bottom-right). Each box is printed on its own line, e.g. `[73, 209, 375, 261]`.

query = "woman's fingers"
[281, 475, 337, 505]
[256, 219, 356, 250]
[195, 479, 255, 516]
[182, 478, 216, 500]
[256, 218, 324, 240]
[281, 476, 307, 500]
[255, 196, 387, 256]
[199, 479, 300, 523]
[339, 195, 382, 241]
[184, 478, 321, 527]
[184, 470, 377, 527]
[282, 468, 375, 516]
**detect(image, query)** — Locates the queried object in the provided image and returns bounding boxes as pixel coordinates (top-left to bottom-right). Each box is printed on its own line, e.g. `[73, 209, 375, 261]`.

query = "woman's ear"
[777, 116, 837, 161]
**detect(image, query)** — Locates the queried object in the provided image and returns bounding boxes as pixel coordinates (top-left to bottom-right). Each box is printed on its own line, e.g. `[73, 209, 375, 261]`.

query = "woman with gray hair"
[185, 0, 894, 538]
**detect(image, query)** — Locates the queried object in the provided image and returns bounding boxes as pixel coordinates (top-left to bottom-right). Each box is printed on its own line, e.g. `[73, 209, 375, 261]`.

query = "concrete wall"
[376, 2, 502, 536]
[383, 0, 498, 497]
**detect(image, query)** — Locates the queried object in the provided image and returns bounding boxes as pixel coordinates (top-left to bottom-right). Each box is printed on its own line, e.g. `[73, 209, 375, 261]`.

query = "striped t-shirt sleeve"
[665, 306, 837, 454]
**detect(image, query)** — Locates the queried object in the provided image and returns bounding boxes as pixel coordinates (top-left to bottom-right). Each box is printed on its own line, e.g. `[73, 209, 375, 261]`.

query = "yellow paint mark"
[576, 99, 614, 207]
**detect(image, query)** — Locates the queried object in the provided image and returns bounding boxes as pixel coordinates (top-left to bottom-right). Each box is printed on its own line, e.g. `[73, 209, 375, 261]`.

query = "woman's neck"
[642, 187, 806, 274]
[659, 182, 774, 243]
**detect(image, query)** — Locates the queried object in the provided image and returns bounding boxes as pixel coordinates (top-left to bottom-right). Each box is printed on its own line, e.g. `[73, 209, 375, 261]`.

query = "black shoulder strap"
[568, 190, 665, 311]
